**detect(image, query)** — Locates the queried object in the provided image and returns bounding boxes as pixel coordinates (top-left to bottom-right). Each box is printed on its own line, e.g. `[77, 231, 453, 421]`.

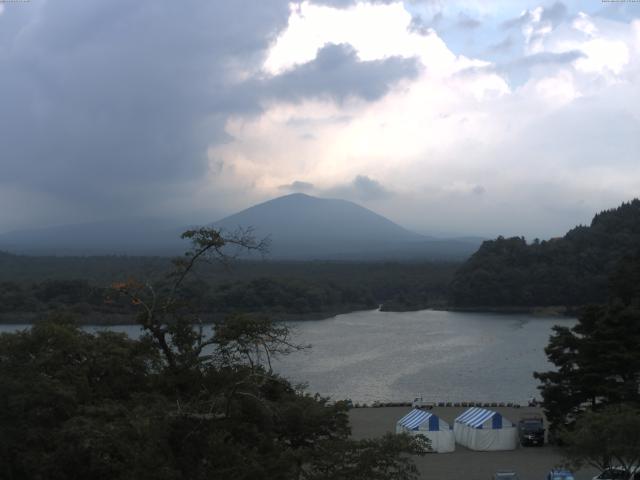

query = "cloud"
[502, 3, 566, 34]
[409, 12, 441, 35]
[278, 181, 315, 193]
[541, 2, 568, 27]
[351, 175, 393, 200]
[211, 4, 640, 239]
[457, 12, 481, 30]
[324, 175, 393, 201]
[263, 1, 453, 74]
[502, 3, 569, 55]
[502, 11, 531, 30]
[488, 35, 515, 54]
[460, 50, 585, 81]
[262, 43, 420, 103]
[273, 173, 395, 204]
[0, 0, 293, 229]
[514, 50, 585, 67]
[310, 0, 396, 7]
[472, 185, 486, 196]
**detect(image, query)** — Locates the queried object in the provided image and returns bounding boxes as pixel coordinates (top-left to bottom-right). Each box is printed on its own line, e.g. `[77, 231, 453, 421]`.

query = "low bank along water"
[0, 309, 575, 405]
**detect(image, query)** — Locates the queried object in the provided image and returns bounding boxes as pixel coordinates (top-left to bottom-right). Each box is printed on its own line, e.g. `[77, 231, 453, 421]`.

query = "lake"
[0, 308, 574, 405]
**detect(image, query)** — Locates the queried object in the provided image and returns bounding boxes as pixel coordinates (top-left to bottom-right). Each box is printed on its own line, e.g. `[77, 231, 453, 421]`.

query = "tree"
[0, 227, 426, 480]
[450, 199, 640, 308]
[534, 253, 640, 431]
[561, 404, 640, 475]
[0, 315, 167, 480]
[301, 433, 429, 480]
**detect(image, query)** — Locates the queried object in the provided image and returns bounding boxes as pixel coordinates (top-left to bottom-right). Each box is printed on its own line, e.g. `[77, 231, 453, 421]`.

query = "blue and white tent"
[396, 409, 455, 453]
[453, 407, 517, 451]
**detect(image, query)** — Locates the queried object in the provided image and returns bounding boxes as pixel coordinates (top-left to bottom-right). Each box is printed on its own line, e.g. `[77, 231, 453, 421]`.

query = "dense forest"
[450, 199, 640, 308]
[0, 230, 427, 479]
[0, 253, 457, 323]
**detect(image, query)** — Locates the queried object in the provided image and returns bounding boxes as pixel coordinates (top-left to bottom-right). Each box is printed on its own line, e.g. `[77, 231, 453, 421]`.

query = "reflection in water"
[273, 309, 575, 404]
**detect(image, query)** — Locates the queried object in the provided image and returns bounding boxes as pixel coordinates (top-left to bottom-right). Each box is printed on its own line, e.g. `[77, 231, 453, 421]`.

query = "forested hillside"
[450, 199, 640, 307]
[0, 254, 456, 323]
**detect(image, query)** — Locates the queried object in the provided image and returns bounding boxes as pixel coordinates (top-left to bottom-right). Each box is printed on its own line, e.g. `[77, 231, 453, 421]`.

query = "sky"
[0, 0, 639, 238]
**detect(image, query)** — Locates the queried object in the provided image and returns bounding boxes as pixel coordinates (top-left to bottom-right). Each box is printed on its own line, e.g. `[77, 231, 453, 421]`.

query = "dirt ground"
[348, 406, 598, 480]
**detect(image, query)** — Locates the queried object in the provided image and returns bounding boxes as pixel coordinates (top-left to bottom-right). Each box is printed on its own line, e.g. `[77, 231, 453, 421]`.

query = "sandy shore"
[349, 406, 597, 480]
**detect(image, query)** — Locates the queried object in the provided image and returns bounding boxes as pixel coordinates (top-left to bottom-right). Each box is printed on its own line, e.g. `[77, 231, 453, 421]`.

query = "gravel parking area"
[348, 406, 598, 480]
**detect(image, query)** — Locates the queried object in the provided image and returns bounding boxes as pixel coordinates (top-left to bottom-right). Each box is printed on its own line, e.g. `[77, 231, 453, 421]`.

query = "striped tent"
[396, 409, 455, 453]
[454, 407, 517, 451]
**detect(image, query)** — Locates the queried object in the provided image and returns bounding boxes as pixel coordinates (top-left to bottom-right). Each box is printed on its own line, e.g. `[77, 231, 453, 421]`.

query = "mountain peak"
[258, 192, 348, 206]
[212, 194, 424, 259]
[279, 192, 314, 199]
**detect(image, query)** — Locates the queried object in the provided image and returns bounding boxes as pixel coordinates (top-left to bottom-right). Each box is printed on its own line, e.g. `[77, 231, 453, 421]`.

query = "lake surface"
[273, 309, 575, 404]
[0, 309, 575, 404]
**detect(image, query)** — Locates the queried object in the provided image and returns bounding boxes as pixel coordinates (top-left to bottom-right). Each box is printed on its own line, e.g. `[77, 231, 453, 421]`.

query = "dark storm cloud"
[262, 43, 420, 103]
[0, 0, 293, 221]
[0, 1, 419, 229]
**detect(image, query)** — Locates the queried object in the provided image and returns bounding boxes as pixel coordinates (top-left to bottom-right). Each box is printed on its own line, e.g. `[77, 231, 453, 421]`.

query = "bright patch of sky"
[216, 0, 640, 237]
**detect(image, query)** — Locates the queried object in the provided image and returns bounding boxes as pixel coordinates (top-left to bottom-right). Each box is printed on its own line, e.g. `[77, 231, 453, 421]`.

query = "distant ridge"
[450, 199, 640, 307]
[0, 194, 482, 260]
[0, 218, 185, 256]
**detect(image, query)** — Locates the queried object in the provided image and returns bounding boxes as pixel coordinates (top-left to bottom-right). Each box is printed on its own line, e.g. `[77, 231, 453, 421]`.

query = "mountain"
[450, 199, 640, 307]
[0, 194, 482, 260]
[213, 193, 421, 253]
[212, 193, 479, 260]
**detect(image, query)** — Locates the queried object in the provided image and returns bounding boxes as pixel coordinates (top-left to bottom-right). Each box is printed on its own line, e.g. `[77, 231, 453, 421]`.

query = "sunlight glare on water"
[273, 309, 575, 404]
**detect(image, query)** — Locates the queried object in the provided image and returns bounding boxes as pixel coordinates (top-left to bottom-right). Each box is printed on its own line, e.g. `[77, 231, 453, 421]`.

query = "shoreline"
[430, 305, 582, 317]
[0, 303, 580, 326]
[0, 305, 376, 326]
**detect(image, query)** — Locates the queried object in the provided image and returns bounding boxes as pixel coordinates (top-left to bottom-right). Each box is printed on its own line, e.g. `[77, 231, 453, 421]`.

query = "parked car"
[593, 467, 640, 480]
[546, 469, 575, 480]
[493, 471, 519, 480]
[518, 416, 545, 446]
